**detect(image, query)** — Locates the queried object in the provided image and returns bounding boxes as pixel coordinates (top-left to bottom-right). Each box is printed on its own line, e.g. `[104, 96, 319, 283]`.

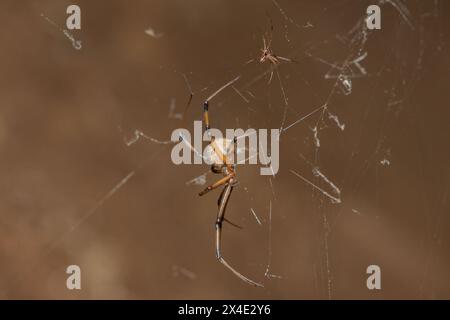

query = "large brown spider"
[196, 81, 264, 287]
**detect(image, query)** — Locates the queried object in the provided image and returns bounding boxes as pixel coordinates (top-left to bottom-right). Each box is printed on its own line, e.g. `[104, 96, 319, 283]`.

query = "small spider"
[258, 18, 292, 83]
[197, 89, 263, 287]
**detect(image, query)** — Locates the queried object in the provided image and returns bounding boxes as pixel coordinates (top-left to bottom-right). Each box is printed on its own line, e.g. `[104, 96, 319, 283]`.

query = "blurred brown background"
[0, 0, 449, 299]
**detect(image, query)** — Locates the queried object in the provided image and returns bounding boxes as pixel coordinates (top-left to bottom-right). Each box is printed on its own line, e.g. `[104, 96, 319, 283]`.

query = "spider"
[197, 86, 264, 288]
[258, 17, 292, 83]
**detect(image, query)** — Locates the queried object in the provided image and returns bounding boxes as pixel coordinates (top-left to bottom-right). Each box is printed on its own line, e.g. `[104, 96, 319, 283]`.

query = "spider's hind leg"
[217, 183, 242, 230]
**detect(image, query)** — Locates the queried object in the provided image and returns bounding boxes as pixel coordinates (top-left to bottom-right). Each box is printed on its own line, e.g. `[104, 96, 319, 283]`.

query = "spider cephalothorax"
[260, 45, 279, 65]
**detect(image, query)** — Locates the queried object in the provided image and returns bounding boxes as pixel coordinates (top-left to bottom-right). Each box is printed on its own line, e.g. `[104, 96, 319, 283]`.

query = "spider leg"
[223, 218, 243, 229]
[276, 55, 293, 63]
[198, 172, 235, 196]
[202, 76, 240, 133]
[203, 101, 211, 131]
[245, 58, 255, 65]
[268, 69, 274, 84]
[215, 181, 264, 287]
[218, 185, 242, 229]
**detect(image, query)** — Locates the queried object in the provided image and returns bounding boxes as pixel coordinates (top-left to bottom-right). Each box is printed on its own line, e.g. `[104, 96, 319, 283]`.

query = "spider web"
[253, 0, 446, 298]
[178, 0, 446, 297]
[30, 0, 448, 299]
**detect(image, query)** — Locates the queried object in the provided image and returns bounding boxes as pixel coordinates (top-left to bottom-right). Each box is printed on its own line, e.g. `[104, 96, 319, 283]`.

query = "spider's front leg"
[203, 101, 210, 131]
